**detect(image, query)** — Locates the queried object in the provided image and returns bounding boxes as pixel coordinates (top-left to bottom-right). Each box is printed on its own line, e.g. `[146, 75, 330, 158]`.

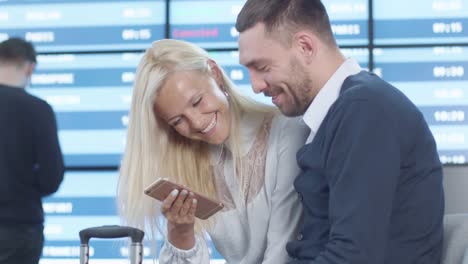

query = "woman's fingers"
[162, 189, 197, 224]
[171, 189, 188, 214]
[179, 192, 195, 216]
[188, 197, 197, 218]
[161, 189, 179, 215]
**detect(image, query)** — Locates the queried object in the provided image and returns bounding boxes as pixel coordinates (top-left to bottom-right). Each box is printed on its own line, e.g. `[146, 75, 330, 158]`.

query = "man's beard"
[282, 58, 313, 116]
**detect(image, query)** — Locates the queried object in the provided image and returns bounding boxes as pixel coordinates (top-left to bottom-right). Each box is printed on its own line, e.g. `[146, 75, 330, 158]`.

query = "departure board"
[323, 0, 369, 45]
[373, 46, 468, 164]
[29, 53, 142, 167]
[0, 1, 464, 263]
[170, 0, 368, 48]
[374, 0, 468, 45]
[0, 0, 166, 52]
[170, 0, 246, 49]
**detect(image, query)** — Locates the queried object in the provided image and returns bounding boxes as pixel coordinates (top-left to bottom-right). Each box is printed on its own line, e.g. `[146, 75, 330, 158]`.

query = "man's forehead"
[238, 47, 257, 66]
[238, 26, 268, 65]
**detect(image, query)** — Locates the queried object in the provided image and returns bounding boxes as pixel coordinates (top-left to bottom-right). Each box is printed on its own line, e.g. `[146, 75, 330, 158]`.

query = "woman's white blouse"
[159, 113, 309, 264]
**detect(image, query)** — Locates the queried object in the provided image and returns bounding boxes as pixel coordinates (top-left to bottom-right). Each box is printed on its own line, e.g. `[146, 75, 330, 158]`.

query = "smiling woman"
[154, 70, 231, 145]
[117, 39, 309, 264]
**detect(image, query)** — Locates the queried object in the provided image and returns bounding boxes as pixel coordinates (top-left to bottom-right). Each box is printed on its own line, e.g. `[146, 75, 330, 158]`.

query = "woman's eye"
[172, 119, 181, 126]
[193, 97, 202, 107]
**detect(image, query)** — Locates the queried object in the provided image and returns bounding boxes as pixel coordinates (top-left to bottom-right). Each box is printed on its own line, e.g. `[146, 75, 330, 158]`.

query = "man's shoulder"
[0, 86, 52, 115]
[19, 92, 51, 110]
[340, 71, 396, 100]
[336, 71, 417, 115]
[0, 85, 43, 101]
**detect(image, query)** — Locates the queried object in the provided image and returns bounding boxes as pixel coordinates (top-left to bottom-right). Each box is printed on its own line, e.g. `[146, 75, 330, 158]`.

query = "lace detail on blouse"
[212, 115, 273, 210]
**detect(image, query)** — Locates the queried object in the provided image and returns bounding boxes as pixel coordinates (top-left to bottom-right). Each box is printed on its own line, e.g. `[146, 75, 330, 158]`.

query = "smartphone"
[144, 178, 224, 220]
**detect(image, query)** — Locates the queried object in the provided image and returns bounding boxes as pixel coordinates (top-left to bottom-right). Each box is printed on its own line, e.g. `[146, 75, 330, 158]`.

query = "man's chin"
[279, 106, 302, 117]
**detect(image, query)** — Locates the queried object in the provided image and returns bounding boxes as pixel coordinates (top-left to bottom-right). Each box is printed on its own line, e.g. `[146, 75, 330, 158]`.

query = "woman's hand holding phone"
[161, 188, 198, 250]
[144, 178, 224, 250]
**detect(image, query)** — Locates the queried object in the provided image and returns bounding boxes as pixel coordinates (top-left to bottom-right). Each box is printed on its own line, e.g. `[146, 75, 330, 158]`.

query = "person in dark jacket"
[0, 37, 64, 264]
[235, 1, 444, 263]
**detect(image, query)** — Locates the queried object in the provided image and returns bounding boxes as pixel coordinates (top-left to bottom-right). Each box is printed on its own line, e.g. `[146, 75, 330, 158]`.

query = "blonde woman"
[118, 39, 308, 263]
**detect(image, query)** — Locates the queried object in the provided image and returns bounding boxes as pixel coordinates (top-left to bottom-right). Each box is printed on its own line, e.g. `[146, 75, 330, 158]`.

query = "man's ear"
[207, 59, 223, 87]
[293, 31, 317, 64]
[25, 62, 35, 77]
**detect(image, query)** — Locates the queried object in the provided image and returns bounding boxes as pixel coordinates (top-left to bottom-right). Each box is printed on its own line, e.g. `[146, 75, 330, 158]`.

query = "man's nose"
[250, 71, 268, 94]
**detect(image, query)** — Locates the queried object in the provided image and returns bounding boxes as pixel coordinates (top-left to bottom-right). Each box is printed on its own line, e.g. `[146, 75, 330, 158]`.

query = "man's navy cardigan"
[287, 71, 444, 264]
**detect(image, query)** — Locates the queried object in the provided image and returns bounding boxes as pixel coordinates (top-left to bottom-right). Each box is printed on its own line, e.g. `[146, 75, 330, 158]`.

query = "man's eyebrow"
[243, 59, 260, 69]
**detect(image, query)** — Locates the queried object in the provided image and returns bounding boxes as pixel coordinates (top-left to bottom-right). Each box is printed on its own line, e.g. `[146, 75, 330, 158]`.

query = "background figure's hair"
[235, 0, 336, 46]
[117, 39, 275, 245]
[0, 37, 37, 66]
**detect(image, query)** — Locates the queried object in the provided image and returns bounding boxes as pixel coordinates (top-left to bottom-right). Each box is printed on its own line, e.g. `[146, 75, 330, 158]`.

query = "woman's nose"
[186, 111, 205, 131]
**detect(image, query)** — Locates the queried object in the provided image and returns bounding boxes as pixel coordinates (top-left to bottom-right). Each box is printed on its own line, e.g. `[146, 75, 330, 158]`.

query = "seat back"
[442, 214, 468, 264]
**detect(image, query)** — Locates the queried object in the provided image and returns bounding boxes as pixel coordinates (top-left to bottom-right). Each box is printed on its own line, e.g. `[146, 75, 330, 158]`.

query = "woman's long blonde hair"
[117, 39, 274, 238]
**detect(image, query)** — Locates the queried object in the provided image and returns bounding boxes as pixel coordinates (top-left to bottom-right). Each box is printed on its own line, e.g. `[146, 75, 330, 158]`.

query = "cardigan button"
[297, 192, 303, 201]
[297, 233, 303, 241]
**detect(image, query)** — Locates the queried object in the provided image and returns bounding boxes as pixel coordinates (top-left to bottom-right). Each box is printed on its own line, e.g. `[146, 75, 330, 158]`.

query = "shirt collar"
[302, 58, 361, 138]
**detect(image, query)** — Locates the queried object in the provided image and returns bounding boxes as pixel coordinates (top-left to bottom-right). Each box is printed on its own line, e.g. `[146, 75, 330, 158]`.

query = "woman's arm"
[158, 189, 211, 263]
[159, 235, 210, 264]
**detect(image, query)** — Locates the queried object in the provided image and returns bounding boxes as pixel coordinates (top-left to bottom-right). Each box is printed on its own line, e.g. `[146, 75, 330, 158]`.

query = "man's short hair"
[0, 37, 37, 66]
[235, 0, 336, 46]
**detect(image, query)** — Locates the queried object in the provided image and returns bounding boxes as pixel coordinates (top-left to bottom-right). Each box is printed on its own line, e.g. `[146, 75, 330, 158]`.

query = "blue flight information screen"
[323, 0, 369, 46]
[374, 0, 468, 45]
[170, 0, 368, 49]
[373, 47, 468, 164]
[170, 0, 246, 49]
[28, 53, 143, 168]
[0, 0, 166, 52]
[41, 171, 224, 263]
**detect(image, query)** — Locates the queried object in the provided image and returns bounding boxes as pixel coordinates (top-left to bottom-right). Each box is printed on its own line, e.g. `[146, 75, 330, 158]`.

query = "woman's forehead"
[154, 72, 208, 115]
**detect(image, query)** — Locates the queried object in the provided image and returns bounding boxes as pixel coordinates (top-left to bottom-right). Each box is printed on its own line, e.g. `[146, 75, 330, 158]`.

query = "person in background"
[235, 0, 444, 263]
[0, 37, 64, 264]
[118, 39, 309, 263]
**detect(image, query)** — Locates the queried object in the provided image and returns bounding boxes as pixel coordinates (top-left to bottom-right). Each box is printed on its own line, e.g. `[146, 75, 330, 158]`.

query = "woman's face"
[154, 71, 231, 145]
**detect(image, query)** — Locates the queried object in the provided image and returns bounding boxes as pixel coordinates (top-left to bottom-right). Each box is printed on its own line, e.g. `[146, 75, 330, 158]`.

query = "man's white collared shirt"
[303, 58, 362, 144]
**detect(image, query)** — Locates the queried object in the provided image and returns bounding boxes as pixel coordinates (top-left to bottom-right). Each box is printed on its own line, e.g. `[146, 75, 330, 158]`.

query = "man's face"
[238, 23, 313, 116]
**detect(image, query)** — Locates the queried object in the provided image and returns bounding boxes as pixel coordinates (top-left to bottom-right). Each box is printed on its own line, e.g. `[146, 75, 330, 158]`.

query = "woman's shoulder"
[265, 114, 309, 150]
[271, 114, 308, 135]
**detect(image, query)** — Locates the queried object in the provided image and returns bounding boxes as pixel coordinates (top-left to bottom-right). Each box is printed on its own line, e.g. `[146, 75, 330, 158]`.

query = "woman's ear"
[207, 59, 224, 87]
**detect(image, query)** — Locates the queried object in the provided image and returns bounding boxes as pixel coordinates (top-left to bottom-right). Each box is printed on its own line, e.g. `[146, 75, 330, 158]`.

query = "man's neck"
[311, 49, 346, 96]
[0, 66, 27, 88]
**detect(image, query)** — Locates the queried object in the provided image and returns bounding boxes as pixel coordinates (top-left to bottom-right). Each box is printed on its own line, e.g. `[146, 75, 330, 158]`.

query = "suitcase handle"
[79, 225, 144, 244]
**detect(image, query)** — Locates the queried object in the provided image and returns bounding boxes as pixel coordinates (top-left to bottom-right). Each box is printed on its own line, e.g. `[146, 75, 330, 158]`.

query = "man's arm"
[312, 99, 400, 263]
[33, 101, 64, 196]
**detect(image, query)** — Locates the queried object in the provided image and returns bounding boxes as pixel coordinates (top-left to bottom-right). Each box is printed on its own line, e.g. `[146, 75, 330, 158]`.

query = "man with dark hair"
[0, 37, 64, 264]
[236, 1, 444, 263]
